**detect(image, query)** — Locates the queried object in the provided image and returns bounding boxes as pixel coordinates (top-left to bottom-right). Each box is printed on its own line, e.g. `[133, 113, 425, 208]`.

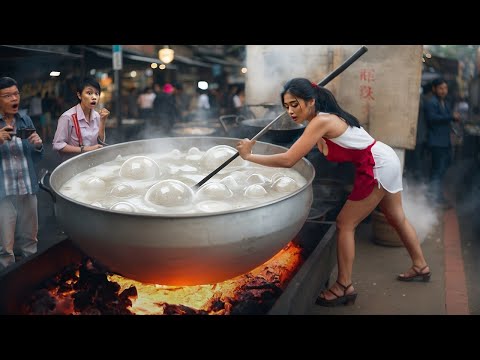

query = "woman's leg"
[378, 192, 429, 277]
[318, 186, 385, 301]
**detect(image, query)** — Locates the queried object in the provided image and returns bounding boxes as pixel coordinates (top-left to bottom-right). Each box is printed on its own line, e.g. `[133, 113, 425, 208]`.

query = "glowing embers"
[23, 239, 304, 315]
[119, 156, 161, 180]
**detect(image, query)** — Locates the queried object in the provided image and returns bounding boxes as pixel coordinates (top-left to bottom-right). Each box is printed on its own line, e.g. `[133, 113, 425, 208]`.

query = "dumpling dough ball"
[91, 166, 119, 182]
[110, 202, 137, 213]
[186, 147, 203, 161]
[244, 184, 268, 198]
[110, 183, 136, 198]
[145, 179, 194, 207]
[119, 156, 160, 180]
[272, 176, 298, 192]
[167, 149, 182, 160]
[81, 176, 106, 202]
[246, 173, 270, 185]
[201, 145, 246, 170]
[220, 175, 240, 191]
[196, 182, 233, 201]
[271, 172, 287, 184]
[83, 176, 106, 192]
[228, 171, 249, 185]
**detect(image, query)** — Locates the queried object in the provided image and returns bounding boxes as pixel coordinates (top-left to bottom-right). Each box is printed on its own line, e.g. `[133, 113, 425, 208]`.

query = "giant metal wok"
[220, 113, 306, 144]
[41, 137, 315, 286]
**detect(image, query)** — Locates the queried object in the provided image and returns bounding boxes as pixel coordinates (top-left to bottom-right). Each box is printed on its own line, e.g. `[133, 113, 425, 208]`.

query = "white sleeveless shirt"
[329, 126, 403, 194]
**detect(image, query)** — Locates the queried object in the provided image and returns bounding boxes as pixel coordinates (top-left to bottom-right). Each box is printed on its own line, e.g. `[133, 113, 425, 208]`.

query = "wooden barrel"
[371, 210, 403, 247]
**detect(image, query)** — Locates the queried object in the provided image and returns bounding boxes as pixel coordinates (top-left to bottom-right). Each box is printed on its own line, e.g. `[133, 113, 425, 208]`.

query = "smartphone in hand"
[15, 128, 36, 139]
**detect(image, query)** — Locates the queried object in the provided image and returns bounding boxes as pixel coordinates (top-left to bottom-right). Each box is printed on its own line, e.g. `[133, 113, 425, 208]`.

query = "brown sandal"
[397, 265, 431, 282]
[315, 280, 358, 307]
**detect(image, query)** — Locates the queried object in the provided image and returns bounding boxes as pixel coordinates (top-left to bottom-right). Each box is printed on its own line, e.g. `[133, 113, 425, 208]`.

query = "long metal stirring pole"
[193, 45, 368, 189]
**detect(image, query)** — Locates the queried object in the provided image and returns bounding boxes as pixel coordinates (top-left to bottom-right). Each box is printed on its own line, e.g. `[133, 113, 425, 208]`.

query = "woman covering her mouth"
[52, 76, 110, 162]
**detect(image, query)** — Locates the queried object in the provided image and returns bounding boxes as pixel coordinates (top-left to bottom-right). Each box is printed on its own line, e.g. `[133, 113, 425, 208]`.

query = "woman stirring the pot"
[52, 76, 110, 162]
[236, 77, 431, 307]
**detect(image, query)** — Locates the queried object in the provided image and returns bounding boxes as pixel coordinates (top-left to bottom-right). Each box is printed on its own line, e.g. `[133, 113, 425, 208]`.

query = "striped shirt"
[0, 113, 43, 199]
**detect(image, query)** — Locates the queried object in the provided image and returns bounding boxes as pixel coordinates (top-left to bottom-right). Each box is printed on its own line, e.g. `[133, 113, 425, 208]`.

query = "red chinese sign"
[359, 68, 376, 116]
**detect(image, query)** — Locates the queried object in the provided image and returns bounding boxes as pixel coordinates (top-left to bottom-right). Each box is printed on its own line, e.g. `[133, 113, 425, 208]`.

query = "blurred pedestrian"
[41, 91, 55, 142]
[172, 82, 191, 122]
[153, 83, 178, 134]
[52, 76, 109, 162]
[29, 91, 43, 137]
[424, 78, 461, 206]
[0, 77, 44, 271]
[137, 87, 156, 120]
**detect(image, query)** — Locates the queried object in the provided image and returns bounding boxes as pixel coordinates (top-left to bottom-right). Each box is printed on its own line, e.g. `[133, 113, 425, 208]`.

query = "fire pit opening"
[0, 217, 337, 315]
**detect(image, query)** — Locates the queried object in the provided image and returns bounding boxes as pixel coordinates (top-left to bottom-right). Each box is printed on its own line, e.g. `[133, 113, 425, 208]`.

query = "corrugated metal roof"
[174, 54, 212, 68]
[201, 55, 243, 67]
[83, 46, 177, 69]
[0, 45, 83, 58]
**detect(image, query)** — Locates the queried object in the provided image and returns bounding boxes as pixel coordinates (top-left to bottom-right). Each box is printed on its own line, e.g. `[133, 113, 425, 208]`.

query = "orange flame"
[26, 240, 303, 315]
[110, 241, 303, 315]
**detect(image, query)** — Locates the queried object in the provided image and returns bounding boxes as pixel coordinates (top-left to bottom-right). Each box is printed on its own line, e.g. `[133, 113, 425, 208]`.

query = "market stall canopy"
[200, 55, 243, 68]
[81, 46, 178, 69]
[0, 45, 83, 59]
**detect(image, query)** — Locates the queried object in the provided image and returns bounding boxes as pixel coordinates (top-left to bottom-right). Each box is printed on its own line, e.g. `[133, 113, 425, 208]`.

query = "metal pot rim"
[49, 137, 315, 218]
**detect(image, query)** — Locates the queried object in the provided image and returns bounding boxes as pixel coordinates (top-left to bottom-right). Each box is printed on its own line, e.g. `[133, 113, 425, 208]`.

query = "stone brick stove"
[0, 215, 337, 315]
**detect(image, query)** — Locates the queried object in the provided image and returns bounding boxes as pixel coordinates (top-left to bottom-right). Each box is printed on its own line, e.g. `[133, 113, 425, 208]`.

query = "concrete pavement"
[307, 205, 471, 315]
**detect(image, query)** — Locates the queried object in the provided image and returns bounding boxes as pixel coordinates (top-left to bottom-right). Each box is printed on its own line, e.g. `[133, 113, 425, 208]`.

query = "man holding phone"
[0, 76, 43, 271]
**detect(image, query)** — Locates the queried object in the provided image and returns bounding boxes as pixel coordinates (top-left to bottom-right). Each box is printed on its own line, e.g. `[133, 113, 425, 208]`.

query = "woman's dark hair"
[0, 77, 18, 90]
[281, 77, 360, 127]
[77, 76, 101, 101]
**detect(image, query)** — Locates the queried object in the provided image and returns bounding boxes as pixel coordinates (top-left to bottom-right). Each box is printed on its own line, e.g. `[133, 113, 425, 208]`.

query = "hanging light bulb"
[158, 46, 174, 64]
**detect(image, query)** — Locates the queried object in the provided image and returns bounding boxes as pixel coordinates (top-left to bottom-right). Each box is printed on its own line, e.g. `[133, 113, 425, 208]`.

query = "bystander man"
[0, 77, 44, 271]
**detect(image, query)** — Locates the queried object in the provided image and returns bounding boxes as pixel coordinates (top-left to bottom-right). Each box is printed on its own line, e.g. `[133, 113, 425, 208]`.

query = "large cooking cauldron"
[240, 118, 305, 143]
[42, 137, 314, 286]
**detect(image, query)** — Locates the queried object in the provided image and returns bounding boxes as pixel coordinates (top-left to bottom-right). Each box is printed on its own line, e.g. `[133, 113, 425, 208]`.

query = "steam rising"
[245, 45, 357, 107]
[402, 180, 439, 244]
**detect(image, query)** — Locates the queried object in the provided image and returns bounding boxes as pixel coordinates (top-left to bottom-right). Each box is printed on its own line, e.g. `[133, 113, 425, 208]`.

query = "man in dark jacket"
[424, 78, 460, 205]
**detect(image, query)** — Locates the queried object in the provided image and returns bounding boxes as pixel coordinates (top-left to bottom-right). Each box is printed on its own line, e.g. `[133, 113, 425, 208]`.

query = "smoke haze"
[402, 180, 439, 244]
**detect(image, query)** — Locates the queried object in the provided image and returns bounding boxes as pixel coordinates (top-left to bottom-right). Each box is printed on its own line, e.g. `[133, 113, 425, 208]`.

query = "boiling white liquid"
[59, 145, 308, 215]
